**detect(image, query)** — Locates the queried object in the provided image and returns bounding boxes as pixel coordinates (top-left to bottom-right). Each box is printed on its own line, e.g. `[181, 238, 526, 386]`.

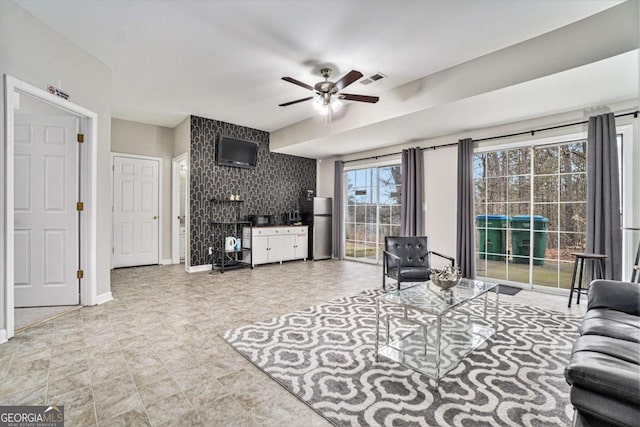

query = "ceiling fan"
[279, 68, 379, 115]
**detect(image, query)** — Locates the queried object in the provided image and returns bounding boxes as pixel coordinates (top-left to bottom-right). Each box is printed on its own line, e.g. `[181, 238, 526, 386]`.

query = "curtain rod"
[472, 110, 638, 143]
[342, 110, 639, 165]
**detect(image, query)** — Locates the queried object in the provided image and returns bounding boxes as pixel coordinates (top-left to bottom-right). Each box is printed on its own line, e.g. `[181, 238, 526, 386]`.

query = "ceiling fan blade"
[282, 76, 314, 91]
[279, 96, 314, 107]
[335, 70, 363, 91]
[338, 93, 380, 103]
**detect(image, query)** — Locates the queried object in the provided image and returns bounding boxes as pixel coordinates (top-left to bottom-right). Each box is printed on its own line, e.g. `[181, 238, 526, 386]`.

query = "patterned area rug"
[221, 290, 580, 426]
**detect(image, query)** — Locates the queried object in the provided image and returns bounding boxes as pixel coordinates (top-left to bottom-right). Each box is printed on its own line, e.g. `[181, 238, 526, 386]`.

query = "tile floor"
[0, 260, 586, 426]
[15, 305, 81, 331]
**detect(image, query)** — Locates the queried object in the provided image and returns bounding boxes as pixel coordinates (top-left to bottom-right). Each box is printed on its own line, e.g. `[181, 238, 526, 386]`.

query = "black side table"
[568, 252, 607, 307]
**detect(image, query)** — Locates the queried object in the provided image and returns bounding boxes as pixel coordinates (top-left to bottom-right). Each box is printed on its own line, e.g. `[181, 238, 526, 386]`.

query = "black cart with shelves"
[209, 198, 252, 273]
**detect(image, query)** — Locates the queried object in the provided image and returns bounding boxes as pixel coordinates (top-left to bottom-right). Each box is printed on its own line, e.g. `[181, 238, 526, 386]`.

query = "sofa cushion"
[565, 335, 640, 405]
[588, 280, 640, 316]
[570, 386, 640, 427]
[581, 309, 640, 343]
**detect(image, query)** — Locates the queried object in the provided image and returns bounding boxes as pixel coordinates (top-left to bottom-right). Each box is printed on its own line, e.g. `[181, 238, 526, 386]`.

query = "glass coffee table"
[375, 279, 499, 388]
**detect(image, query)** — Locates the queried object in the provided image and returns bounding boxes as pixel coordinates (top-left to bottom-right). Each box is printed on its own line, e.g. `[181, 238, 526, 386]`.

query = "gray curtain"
[456, 138, 475, 278]
[587, 113, 622, 280]
[400, 148, 424, 236]
[332, 160, 344, 258]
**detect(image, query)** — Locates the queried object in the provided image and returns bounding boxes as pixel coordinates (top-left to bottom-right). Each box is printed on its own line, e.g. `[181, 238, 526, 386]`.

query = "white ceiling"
[279, 50, 639, 158]
[14, 0, 637, 158]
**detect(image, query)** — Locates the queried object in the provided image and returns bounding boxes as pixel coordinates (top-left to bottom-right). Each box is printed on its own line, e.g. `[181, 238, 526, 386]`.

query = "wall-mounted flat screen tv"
[216, 136, 258, 168]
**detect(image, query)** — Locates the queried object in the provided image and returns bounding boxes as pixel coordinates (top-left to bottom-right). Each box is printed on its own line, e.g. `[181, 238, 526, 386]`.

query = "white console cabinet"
[243, 226, 308, 267]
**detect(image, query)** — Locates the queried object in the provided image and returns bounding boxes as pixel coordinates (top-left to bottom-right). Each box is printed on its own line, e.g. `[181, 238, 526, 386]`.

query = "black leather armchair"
[383, 236, 455, 291]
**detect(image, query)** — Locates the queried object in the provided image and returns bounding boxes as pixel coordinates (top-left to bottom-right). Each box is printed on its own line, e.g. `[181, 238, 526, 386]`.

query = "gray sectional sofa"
[565, 279, 640, 427]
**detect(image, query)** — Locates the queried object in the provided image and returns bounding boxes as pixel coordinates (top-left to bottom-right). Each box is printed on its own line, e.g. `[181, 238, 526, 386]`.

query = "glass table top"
[377, 279, 498, 315]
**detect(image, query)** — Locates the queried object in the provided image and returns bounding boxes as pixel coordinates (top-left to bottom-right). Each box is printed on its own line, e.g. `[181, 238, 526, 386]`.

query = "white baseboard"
[187, 264, 212, 273]
[95, 291, 113, 305]
[161, 259, 173, 265]
[0, 329, 7, 344]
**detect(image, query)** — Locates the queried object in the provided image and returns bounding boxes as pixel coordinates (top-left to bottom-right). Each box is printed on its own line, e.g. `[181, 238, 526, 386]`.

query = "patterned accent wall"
[190, 115, 316, 266]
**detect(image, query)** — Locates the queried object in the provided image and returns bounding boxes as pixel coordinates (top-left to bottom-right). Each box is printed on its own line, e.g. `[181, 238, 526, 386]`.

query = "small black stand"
[209, 198, 252, 273]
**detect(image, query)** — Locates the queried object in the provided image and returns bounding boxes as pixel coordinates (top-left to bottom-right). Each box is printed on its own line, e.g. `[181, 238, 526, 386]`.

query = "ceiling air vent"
[360, 72, 386, 85]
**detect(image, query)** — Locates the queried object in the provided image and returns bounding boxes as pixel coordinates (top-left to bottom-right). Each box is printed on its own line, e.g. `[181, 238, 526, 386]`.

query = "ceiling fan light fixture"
[313, 94, 333, 115]
[280, 68, 378, 116]
[312, 96, 323, 111]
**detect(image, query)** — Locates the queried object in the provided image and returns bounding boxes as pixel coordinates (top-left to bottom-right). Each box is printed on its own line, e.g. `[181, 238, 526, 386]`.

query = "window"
[474, 140, 585, 288]
[475, 135, 623, 289]
[345, 165, 401, 264]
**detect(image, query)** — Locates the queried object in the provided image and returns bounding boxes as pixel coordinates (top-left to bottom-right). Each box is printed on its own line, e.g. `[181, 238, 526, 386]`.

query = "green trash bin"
[510, 215, 549, 265]
[476, 214, 508, 261]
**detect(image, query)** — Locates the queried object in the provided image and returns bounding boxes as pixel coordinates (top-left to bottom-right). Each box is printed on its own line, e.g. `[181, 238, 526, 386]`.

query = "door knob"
[153, 216, 158, 219]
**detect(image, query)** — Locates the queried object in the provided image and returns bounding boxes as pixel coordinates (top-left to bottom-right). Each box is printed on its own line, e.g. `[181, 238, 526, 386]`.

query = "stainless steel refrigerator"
[300, 197, 332, 260]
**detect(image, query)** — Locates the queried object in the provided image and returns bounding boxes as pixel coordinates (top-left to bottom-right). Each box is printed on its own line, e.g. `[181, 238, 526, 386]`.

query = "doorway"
[473, 129, 633, 290]
[111, 153, 162, 268]
[172, 153, 189, 267]
[344, 164, 402, 264]
[3, 75, 98, 340]
[14, 109, 81, 307]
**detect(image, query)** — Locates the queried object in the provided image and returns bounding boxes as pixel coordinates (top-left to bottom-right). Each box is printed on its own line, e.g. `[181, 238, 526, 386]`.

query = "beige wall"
[423, 146, 458, 262]
[0, 0, 113, 333]
[173, 117, 190, 157]
[111, 118, 175, 261]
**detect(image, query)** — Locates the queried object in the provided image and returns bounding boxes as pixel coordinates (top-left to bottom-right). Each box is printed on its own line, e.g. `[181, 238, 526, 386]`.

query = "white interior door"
[112, 155, 160, 267]
[14, 114, 80, 307]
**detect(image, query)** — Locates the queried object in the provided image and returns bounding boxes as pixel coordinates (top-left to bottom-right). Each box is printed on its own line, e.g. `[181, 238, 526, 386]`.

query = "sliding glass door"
[474, 142, 585, 289]
[474, 135, 622, 289]
[344, 165, 402, 264]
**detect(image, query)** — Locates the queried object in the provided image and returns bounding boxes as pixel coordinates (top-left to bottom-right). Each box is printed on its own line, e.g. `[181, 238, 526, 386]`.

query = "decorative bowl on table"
[430, 266, 461, 291]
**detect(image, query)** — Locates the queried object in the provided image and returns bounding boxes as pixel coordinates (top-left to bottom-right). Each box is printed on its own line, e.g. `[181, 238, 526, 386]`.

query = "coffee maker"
[284, 210, 301, 225]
